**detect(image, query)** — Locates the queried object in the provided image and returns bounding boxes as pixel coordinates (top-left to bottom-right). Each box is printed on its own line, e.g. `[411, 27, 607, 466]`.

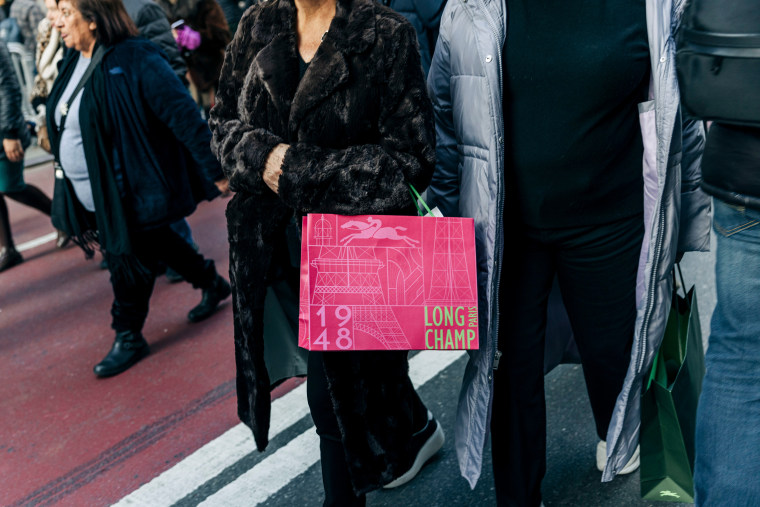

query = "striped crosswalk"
[113, 350, 466, 507]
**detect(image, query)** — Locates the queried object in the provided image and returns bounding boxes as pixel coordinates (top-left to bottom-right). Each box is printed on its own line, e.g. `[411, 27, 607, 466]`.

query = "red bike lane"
[0, 163, 267, 506]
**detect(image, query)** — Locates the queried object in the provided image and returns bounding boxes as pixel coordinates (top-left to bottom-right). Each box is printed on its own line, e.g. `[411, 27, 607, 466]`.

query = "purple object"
[176, 25, 201, 51]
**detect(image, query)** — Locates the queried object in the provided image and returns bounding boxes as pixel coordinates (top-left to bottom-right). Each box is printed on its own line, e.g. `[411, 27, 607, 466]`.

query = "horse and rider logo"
[340, 217, 420, 247]
[659, 490, 680, 498]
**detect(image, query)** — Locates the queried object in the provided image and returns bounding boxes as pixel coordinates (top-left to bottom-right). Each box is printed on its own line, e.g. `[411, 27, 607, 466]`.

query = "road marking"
[112, 385, 310, 507]
[17, 232, 56, 252]
[199, 350, 465, 507]
[198, 429, 320, 507]
[114, 350, 465, 507]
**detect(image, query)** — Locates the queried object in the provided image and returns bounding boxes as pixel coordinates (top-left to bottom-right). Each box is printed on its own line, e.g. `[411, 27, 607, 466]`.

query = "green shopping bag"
[640, 267, 705, 503]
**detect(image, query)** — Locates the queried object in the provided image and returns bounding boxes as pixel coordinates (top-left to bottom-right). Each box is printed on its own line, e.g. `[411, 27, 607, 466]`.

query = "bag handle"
[647, 262, 688, 390]
[407, 183, 435, 217]
[674, 262, 687, 300]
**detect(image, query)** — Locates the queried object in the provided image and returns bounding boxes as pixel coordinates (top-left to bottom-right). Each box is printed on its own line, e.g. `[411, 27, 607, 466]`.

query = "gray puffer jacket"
[426, 0, 711, 488]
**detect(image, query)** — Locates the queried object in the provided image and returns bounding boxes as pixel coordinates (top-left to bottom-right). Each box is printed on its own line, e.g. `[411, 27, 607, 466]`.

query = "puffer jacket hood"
[426, 0, 710, 488]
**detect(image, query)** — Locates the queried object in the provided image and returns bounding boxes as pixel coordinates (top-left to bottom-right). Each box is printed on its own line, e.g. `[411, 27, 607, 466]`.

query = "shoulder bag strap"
[52, 45, 106, 165]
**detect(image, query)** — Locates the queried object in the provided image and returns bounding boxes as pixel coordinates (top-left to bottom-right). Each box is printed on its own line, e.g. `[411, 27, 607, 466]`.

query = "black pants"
[492, 213, 644, 507]
[109, 224, 217, 332]
[307, 351, 428, 507]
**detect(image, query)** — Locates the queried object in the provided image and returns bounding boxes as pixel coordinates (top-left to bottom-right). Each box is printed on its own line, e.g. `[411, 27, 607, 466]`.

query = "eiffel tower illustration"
[310, 242, 410, 349]
[427, 219, 476, 304]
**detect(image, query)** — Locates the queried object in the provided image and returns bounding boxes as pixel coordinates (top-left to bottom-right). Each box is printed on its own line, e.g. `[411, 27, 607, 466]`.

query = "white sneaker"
[596, 440, 640, 475]
[383, 411, 445, 488]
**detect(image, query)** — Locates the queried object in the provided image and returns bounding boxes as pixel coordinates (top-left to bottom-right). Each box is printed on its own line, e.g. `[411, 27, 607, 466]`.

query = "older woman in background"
[48, 0, 230, 377]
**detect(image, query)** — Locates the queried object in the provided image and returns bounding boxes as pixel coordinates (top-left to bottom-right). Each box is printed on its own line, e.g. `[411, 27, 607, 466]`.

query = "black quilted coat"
[209, 0, 435, 494]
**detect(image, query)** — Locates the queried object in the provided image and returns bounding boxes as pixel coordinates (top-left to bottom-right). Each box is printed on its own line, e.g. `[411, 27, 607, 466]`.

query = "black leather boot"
[93, 330, 150, 377]
[188, 275, 231, 323]
[0, 247, 23, 273]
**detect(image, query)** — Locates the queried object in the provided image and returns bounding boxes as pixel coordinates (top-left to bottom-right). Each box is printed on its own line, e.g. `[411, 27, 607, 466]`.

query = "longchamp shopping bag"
[298, 187, 479, 351]
[640, 266, 705, 503]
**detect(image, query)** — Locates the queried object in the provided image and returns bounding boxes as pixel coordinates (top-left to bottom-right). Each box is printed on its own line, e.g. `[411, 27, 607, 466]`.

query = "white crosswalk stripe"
[17, 231, 56, 252]
[199, 429, 321, 507]
[113, 350, 465, 507]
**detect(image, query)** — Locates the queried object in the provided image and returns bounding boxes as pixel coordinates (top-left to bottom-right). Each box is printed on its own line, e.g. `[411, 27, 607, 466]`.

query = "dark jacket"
[216, 0, 254, 36]
[122, 0, 188, 83]
[0, 41, 26, 142]
[384, 0, 444, 75]
[209, 0, 435, 493]
[701, 123, 760, 210]
[47, 38, 222, 232]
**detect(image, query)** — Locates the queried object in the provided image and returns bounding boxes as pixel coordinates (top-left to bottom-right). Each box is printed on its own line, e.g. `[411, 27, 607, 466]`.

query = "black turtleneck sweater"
[503, 0, 650, 228]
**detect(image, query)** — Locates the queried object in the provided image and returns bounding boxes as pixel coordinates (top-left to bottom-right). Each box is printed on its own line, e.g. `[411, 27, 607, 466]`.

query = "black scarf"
[48, 45, 152, 285]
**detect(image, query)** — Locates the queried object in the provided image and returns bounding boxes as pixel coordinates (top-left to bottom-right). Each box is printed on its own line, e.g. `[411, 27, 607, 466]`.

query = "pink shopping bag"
[298, 213, 479, 351]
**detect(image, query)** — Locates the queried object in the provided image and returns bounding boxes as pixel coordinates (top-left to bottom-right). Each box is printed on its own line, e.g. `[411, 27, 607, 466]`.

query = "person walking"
[47, 0, 231, 377]
[382, 0, 443, 76]
[155, 0, 230, 114]
[9, 0, 44, 55]
[426, 1, 711, 505]
[0, 41, 53, 273]
[30, 0, 63, 156]
[693, 123, 760, 506]
[121, 0, 187, 84]
[209, 0, 443, 504]
[121, 0, 204, 283]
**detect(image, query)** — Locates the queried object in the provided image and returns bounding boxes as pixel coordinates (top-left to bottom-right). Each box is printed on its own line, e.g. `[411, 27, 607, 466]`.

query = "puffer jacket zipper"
[476, 0, 505, 375]
[637, 205, 666, 373]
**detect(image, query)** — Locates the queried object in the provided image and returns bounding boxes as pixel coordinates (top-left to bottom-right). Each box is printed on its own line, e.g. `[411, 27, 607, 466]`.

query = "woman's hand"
[263, 143, 289, 194]
[3, 139, 24, 162]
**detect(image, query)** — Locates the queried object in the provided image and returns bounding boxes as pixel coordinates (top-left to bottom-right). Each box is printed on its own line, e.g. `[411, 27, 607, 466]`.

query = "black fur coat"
[209, 0, 435, 494]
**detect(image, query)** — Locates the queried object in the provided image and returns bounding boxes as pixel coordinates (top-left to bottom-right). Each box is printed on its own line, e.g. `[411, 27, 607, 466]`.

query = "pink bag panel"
[298, 214, 479, 351]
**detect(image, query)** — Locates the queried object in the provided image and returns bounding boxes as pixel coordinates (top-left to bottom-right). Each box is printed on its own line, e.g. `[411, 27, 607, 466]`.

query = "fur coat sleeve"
[209, 9, 285, 196]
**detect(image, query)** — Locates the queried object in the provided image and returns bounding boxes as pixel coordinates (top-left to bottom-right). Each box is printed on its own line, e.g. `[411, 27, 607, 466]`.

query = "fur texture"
[209, 0, 435, 494]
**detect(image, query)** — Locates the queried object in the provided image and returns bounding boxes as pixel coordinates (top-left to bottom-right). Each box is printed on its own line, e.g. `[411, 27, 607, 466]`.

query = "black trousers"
[307, 351, 428, 507]
[109, 224, 217, 332]
[492, 213, 644, 507]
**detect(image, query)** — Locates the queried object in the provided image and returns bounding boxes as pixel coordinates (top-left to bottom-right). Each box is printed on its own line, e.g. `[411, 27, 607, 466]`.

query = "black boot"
[188, 275, 231, 323]
[56, 230, 71, 249]
[0, 247, 23, 272]
[93, 330, 150, 377]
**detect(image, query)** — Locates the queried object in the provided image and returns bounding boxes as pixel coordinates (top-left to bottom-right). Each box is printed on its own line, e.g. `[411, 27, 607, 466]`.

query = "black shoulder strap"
[52, 46, 106, 169]
[56, 45, 106, 134]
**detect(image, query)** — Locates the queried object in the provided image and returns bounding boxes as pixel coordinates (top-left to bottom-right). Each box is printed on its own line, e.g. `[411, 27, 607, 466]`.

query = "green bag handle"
[647, 349, 661, 391]
[646, 262, 688, 391]
[407, 183, 435, 217]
